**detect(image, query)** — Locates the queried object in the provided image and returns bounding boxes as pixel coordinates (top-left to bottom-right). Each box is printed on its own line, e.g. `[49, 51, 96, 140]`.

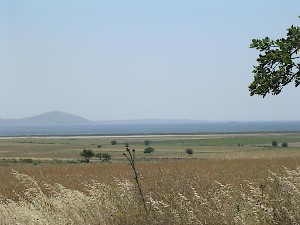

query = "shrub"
[102, 153, 111, 161]
[111, 140, 117, 145]
[282, 142, 288, 148]
[95, 152, 102, 160]
[144, 147, 155, 154]
[144, 139, 151, 146]
[80, 149, 95, 162]
[19, 158, 34, 164]
[185, 148, 193, 155]
[124, 142, 129, 147]
[272, 140, 278, 147]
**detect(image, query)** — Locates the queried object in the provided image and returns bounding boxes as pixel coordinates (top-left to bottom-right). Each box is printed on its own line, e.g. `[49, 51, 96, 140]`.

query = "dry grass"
[0, 157, 300, 224]
[0, 157, 299, 198]
[0, 133, 300, 224]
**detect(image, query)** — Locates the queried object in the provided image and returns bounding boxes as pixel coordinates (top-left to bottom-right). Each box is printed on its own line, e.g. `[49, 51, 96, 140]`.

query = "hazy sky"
[1, 0, 300, 121]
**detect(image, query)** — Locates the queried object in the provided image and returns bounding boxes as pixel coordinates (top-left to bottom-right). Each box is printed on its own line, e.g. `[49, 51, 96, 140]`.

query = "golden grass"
[0, 157, 300, 224]
[0, 133, 300, 224]
[0, 157, 298, 198]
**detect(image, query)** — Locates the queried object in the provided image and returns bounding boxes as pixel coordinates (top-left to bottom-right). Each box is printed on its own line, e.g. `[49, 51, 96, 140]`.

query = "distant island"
[0, 111, 91, 126]
[0, 111, 211, 127]
[0, 111, 299, 136]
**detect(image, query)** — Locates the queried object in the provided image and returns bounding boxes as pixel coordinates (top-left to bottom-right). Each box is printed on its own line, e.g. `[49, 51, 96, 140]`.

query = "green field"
[0, 132, 299, 163]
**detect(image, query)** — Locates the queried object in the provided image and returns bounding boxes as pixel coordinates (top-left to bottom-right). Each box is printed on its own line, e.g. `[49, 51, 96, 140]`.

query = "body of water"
[0, 121, 299, 136]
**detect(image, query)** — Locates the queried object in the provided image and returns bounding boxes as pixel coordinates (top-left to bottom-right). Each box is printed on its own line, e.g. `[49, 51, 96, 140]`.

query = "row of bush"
[272, 140, 288, 147]
[110, 139, 151, 146]
[80, 149, 111, 162]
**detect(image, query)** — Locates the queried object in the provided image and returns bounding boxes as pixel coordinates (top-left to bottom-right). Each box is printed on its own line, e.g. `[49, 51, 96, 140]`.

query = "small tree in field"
[272, 141, 278, 147]
[102, 153, 111, 161]
[185, 148, 194, 156]
[282, 142, 288, 148]
[144, 139, 151, 146]
[80, 149, 95, 162]
[124, 142, 129, 147]
[144, 147, 155, 154]
[111, 140, 117, 145]
[95, 152, 102, 160]
[97, 145, 102, 149]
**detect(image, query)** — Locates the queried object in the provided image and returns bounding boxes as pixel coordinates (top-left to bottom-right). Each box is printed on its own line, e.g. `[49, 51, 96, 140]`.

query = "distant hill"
[0, 111, 213, 127]
[0, 111, 91, 126]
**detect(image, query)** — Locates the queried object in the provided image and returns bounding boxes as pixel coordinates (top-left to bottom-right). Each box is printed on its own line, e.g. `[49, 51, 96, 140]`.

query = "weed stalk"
[123, 148, 147, 210]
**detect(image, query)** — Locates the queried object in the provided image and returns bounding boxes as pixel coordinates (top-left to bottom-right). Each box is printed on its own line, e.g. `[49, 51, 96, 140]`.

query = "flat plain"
[0, 132, 300, 224]
[0, 132, 299, 196]
[0, 132, 300, 160]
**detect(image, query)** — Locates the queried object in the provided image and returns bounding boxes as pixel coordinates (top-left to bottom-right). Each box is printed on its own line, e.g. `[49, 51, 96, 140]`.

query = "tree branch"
[291, 56, 300, 60]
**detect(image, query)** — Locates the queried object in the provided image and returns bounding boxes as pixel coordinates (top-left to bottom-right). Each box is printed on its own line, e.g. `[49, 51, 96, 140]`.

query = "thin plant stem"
[123, 148, 147, 210]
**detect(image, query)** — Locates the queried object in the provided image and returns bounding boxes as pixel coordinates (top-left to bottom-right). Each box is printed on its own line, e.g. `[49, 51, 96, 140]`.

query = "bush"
[272, 140, 278, 147]
[124, 142, 129, 147]
[80, 149, 95, 162]
[19, 158, 34, 164]
[102, 153, 111, 161]
[144, 139, 151, 146]
[95, 152, 102, 160]
[144, 147, 155, 154]
[282, 142, 288, 148]
[111, 140, 117, 145]
[185, 148, 193, 155]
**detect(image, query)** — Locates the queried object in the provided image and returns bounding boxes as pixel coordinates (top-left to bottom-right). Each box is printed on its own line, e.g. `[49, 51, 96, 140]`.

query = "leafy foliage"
[249, 17, 300, 97]
[144, 139, 151, 146]
[95, 152, 111, 161]
[144, 147, 155, 154]
[185, 148, 194, 155]
[272, 140, 278, 147]
[95, 152, 102, 160]
[111, 140, 117, 145]
[80, 149, 95, 161]
[102, 153, 111, 161]
[282, 142, 288, 148]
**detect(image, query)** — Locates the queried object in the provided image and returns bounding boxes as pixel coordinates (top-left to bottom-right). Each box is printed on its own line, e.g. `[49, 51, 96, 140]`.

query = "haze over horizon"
[1, 1, 300, 121]
[1, 110, 300, 122]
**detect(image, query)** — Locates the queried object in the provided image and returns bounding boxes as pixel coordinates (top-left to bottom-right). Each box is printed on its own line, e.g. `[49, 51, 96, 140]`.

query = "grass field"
[0, 132, 300, 224]
[0, 132, 299, 161]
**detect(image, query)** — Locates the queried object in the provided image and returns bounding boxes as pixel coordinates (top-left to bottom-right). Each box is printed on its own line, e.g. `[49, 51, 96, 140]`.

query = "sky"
[1, 0, 300, 121]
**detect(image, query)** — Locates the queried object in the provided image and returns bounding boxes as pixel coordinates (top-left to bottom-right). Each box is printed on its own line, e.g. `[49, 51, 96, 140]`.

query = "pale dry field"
[0, 157, 300, 224]
[0, 133, 300, 224]
[0, 156, 299, 198]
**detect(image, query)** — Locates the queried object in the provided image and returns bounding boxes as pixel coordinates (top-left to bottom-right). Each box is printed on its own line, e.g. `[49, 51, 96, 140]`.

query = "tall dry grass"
[0, 160, 300, 224]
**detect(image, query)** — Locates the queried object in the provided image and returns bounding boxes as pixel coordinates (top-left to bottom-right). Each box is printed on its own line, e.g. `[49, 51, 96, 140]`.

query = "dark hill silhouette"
[0, 111, 91, 126]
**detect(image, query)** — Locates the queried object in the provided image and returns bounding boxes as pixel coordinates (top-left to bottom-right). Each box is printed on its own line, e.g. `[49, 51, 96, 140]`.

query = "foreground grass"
[0, 157, 300, 224]
[0, 133, 300, 224]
